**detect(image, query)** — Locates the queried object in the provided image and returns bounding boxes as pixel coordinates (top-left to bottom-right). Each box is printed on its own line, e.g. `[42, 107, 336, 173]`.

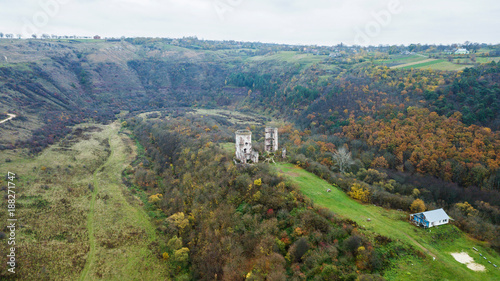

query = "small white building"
[454, 48, 470, 55]
[410, 208, 450, 228]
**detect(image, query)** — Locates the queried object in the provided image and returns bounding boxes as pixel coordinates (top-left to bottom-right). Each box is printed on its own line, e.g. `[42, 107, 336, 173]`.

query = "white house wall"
[430, 219, 449, 227]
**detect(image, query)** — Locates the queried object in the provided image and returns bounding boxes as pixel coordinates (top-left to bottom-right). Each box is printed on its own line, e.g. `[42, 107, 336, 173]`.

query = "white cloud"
[0, 0, 498, 45]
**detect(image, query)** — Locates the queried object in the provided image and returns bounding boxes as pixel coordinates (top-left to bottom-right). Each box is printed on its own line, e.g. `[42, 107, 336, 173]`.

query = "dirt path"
[0, 113, 16, 124]
[79, 130, 115, 281]
[391, 58, 436, 69]
[403, 233, 437, 258]
[78, 122, 169, 280]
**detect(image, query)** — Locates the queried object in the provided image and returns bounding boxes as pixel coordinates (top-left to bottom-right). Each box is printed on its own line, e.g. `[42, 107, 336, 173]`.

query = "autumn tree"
[348, 183, 370, 203]
[333, 147, 354, 174]
[410, 199, 425, 213]
[173, 247, 190, 264]
[371, 156, 389, 168]
[167, 212, 190, 233]
[167, 235, 183, 251]
[455, 202, 478, 217]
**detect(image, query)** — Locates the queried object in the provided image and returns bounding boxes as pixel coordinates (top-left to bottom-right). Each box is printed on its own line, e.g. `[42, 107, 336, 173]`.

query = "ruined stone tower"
[265, 127, 279, 153]
[235, 130, 259, 163]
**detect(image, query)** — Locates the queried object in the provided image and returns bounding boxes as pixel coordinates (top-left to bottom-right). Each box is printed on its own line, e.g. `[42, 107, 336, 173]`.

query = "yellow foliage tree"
[347, 184, 370, 203]
[252, 191, 262, 202]
[410, 199, 426, 213]
[168, 212, 190, 231]
[148, 193, 163, 204]
[254, 178, 262, 186]
[412, 188, 420, 197]
[173, 247, 190, 263]
[294, 227, 305, 236]
[455, 201, 478, 217]
[167, 235, 183, 250]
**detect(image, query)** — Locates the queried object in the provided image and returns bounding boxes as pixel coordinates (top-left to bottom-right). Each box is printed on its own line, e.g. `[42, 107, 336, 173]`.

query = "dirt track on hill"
[0, 113, 16, 124]
[403, 233, 437, 258]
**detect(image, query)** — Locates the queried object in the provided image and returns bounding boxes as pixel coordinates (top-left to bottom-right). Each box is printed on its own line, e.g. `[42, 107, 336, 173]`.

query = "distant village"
[0, 33, 120, 41]
[0, 33, 493, 58]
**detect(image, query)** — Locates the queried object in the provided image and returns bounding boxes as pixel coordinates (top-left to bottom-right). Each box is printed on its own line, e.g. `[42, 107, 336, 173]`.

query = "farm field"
[276, 163, 500, 281]
[400, 59, 443, 69]
[422, 61, 473, 71]
[476, 57, 500, 63]
[377, 55, 429, 67]
[248, 51, 328, 70]
[383, 55, 476, 71]
[393, 58, 473, 71]
[389, 58, 435, 69]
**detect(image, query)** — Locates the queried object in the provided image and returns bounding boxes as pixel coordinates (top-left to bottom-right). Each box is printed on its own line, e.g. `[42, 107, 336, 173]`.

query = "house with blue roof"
[410, 208, 450, 228]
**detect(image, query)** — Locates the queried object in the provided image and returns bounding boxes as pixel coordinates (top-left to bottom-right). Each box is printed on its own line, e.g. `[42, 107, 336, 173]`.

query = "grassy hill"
[276, 163, 500, 281]
[248, 51, 329, 70]
[0, 122, 170, 280]
[400, 59, 472, 71]
[377, 55, 428, 67]
[377, 53, 479, 71]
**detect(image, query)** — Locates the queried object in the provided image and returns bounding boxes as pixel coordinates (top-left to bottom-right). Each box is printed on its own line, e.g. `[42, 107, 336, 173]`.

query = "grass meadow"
[275, 163, 500, 281]
[0, 122, 170, 280]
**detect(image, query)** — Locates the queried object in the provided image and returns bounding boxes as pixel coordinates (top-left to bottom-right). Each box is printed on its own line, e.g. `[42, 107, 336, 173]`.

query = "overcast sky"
[1, 0, 499, 46]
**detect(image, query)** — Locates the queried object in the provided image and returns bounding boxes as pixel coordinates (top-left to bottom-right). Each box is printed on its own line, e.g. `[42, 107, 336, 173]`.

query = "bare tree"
[332, 147, 354, 174]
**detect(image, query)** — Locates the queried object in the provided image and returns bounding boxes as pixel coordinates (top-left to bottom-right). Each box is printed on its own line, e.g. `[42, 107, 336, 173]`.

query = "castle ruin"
[235, 130, 259, 164]
[235, 127, 279, 164]
[265, 127, 278, 153]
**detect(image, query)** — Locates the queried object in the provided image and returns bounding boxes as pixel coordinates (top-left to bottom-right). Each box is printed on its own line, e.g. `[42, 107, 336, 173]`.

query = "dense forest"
[123, 114, 419, 280]
[225, 62, 500, 191]
[122, 109, 500, 279]
[277, 123, 500, 252]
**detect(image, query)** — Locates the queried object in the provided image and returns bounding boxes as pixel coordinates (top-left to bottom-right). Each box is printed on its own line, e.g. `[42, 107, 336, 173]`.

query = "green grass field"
[220, 142, 236, 154]
[247, 51, 328, 70]
[376, 55, 428, 66]
[78, 122, 169, 280]
[476, 57, 500, 63]
[0, 122, 170, 280]
[401, 59, 444, 69]
[275, 163, 500, 281]
[381, 55, 474, 71]
[399, 59, 472, 71]
[424, 61, 473, 71]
